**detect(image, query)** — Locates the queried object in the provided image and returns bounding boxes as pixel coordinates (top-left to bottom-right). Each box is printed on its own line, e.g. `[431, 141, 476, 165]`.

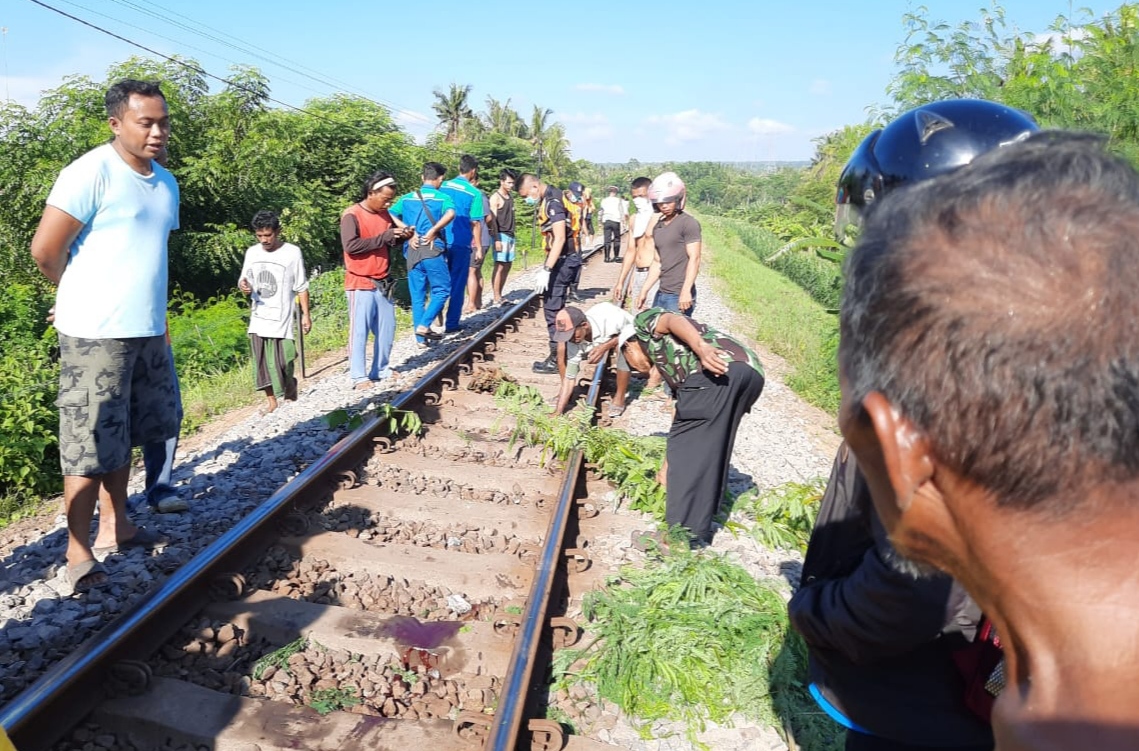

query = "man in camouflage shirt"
[622, 307, 765, 545]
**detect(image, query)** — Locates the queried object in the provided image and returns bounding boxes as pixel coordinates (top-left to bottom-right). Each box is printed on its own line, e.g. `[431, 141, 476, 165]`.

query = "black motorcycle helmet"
[835, 99, 1039, 241]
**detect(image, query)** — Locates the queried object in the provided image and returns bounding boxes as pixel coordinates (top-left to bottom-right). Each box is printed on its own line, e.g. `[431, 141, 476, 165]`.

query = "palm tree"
[540, 123, 572, 180]
[432, 83, 475, 143]
[528, 105, 553, 146]
[482, 96, 526, 138]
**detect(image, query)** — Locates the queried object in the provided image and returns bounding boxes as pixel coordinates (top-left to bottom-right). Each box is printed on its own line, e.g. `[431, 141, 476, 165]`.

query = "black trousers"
[603, 220, 621, 259]
[666, 361, 764, 542]
[542, 252, 582, 338]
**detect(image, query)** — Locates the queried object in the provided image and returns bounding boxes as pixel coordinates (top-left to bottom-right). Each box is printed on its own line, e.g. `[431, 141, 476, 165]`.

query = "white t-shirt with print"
[564, 302, 635, 379]
[47, 143, 180, 339]
[240, 242, 308, 340]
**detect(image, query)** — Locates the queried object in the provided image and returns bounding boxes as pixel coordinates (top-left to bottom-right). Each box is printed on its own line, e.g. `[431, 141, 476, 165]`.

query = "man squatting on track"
[550, 302, 635, 419]
[238, 210, 311, 414]
[31, 79, 179, 592]
[839, 130, 1139, 751]
[514, 172, 581, 374]
[790, 99, 1041, 751]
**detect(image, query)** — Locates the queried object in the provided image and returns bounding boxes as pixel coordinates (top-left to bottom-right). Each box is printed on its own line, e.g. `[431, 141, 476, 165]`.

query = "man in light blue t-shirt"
[31, 79, 181, 593]
[440, 154, 484, 331]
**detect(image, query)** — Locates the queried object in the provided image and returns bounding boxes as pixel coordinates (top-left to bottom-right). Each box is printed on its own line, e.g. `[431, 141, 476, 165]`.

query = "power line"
[103, 0, 431, 127]
[111, 0, 417, 116]
[52, 0, 336, 102]
[25, 0, 400, 142]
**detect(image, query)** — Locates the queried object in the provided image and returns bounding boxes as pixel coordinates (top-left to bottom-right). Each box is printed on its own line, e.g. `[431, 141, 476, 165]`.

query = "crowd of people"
[23, 75, 1139, 750]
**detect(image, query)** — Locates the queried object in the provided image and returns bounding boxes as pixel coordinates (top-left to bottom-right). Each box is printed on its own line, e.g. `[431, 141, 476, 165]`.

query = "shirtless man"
[612, 177, 656, 309]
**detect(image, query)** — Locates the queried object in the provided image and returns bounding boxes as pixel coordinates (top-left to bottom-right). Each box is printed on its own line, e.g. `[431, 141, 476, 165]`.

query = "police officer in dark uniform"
[789, 99, 1039, 751]
[515, 172, 582, 374]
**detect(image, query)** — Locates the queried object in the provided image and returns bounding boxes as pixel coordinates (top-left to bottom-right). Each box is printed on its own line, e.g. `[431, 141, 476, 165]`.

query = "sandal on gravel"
[92, 526, 166, 558]
[608, 404, 626, 418]
[66, 559, 109, 593]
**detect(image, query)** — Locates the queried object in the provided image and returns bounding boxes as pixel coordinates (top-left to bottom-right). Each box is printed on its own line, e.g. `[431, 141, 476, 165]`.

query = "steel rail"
[0, 290, 548, 750]
[3, 243, 603, 750]
[487, 343, 608, 750]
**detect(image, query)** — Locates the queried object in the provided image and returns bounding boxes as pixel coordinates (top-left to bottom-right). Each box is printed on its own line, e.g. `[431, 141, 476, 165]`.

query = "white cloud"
[809, 78, 832, 96]
[574, 82, 625, 95]
[646, 109, 731, 145]
[747, 117, 795, 136]
[561, 111, 614, 140]
[1032, 27, 1088, 49]
[393, 109, 435, 144]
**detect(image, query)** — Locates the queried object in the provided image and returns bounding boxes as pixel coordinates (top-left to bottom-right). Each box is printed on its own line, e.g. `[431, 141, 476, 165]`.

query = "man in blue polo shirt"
[439, 154, 483, 332]
[390, 162, 455, 345]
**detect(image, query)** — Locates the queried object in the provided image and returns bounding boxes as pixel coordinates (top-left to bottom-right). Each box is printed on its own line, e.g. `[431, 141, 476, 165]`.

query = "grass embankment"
[695, 211, 840, 414]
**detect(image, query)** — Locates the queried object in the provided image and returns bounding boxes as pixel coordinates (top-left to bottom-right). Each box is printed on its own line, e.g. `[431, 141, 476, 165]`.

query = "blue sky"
[0, 0, 1113, 162]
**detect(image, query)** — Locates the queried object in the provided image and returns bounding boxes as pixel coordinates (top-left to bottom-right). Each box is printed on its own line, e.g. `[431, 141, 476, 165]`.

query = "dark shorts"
[470, 248, 490, 270]
[56, 334, 180, 476]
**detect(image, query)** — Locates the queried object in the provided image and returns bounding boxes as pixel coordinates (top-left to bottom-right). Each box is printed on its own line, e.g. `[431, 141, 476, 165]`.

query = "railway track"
[2, 247, 641, 751]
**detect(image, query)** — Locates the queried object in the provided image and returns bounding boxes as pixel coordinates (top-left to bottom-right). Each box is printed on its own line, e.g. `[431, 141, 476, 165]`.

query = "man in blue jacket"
[439, 154, 484, 332]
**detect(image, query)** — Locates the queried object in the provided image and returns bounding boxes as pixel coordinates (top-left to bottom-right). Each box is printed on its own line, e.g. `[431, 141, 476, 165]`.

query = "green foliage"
[884, 3, 1139, 166]
[581, 428, 667, 519]
[494, 382, 593, 461]
[555, 549, 816, 744]
[167, 289, 251, 382]
[0, 282, 53, 351]
[0, 340, 60, 510]
[308, 686, 362, 715]
[494, 383, 668, 516]
[770, 630, 846, 750]
[252, 635, 308, 680]
[732, 480, 825, 553]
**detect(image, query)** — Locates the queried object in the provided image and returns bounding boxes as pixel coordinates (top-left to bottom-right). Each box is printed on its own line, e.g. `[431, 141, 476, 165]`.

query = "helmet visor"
[834, 202, 862, 245]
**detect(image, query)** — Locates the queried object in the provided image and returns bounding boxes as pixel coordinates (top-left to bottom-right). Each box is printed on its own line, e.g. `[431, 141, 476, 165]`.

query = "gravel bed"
[543, 268, 842, 751]
[2, 251, 840, 751]
[0, 266, 550, 704]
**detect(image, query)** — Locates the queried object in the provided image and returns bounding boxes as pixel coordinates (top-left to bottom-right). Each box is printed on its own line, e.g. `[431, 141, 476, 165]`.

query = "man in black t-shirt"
[515, 172, 581, 374]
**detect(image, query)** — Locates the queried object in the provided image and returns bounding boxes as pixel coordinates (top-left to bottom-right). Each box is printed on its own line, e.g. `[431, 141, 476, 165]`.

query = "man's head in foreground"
[839, 130, 1139, 740]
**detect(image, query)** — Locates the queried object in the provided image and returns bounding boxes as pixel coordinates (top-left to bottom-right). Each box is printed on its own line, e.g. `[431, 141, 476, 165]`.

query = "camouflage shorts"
[56, 334, 180, 476]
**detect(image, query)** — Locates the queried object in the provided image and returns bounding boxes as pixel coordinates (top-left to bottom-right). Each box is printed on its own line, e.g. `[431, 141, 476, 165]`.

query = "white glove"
[534, 267, 551, 294]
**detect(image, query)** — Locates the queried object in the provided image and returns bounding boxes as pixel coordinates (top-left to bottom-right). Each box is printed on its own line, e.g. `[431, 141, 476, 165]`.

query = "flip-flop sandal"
[92, 526, 166, 558]
[608, 404, 626, 418]
[66, 559, 109, 593]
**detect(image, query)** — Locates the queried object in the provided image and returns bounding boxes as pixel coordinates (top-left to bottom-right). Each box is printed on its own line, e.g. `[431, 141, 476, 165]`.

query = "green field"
[696, 212, 840, 415]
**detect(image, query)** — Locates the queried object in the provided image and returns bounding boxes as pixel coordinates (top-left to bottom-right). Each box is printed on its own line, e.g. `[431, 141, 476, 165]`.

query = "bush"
[0, 338, 61, 515]
[168, 289, 252, 382]
[0, 282, 52, 351]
